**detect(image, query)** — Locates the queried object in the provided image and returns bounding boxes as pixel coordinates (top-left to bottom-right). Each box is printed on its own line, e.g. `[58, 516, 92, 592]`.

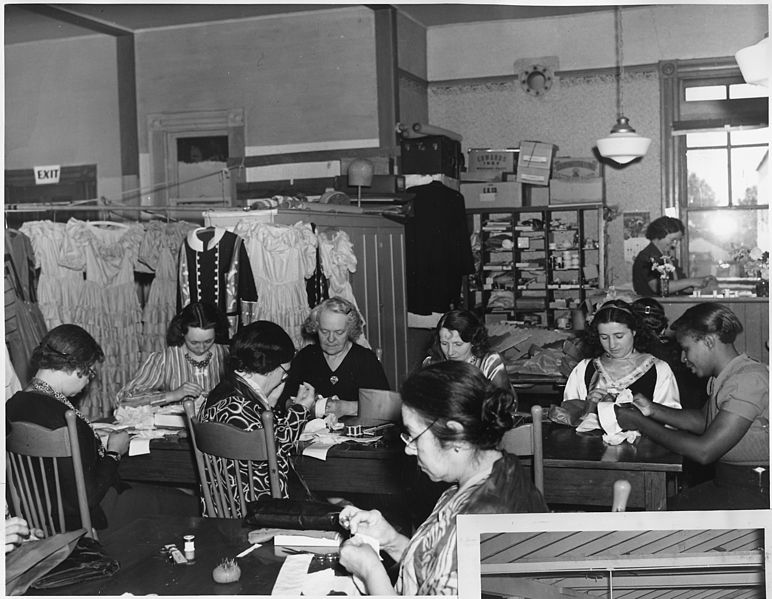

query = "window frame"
[659, 58, 768, 270]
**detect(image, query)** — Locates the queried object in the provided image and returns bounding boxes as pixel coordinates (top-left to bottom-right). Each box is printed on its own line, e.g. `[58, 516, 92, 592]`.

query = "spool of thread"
[183, 535, 195, 562]
[346, 425, 363, 437]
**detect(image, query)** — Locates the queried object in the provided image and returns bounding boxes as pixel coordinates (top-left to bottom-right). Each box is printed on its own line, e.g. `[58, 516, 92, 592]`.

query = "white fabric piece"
[598, 390, 641, 445]
[272, 553, 314, 595]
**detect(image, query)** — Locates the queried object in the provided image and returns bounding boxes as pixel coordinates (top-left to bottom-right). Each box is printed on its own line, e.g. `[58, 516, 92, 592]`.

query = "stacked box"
[461, 181, 522, 210]
[400, 135, 462, 178]
[549, 156, 604, 203]
[462, 148, 518, 182]
[516, 141, 555, 186]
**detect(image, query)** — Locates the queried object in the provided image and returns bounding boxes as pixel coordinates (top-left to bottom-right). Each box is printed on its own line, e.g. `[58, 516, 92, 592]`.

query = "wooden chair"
[183, 399, 282, 519]
[499, 404, 544, 494]
[6, 410, 95, 539]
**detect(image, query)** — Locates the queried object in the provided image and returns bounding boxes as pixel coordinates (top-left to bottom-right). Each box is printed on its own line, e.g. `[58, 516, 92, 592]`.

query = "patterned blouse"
[199, 373, 310, 516]
[116, 344, 229, 407]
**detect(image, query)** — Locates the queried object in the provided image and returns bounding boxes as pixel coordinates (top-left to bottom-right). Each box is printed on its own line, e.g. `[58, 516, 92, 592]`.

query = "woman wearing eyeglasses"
[337, 361, 547, 596]
[6, 324, 130, 532]
[279, 296, 390, 418]
[199, 320, 317, 513]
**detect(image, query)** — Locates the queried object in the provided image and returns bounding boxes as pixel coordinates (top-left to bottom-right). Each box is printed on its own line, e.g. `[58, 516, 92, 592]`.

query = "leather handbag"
[30, 535, 120, 589]
[244, 498, 345, 533]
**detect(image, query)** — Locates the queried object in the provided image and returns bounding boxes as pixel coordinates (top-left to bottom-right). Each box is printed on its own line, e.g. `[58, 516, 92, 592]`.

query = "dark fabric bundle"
[244, 498, 345, 533]
[30, 535, 119, 589]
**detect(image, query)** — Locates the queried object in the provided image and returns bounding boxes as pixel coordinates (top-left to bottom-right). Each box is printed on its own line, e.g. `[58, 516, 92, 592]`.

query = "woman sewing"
[632, 216, 715, 297]
[280, 296, 389, 417]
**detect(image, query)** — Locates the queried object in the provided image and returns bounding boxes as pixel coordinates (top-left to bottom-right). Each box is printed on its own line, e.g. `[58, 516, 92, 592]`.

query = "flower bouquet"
[650, 256, 676, 296]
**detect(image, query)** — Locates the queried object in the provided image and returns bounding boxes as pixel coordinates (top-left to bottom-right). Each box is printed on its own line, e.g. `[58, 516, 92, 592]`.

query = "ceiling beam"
[20, 4, 135, 36]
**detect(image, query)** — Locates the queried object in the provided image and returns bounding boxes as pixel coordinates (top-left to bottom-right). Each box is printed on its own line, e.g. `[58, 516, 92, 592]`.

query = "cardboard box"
[461, 181, 522, 210]
[463, 148, 518, 182]
[549, 156, 604, 203]
[516, 141, 555, 186]
[549, 178, 604, 203]
[526, 186, 550, 206]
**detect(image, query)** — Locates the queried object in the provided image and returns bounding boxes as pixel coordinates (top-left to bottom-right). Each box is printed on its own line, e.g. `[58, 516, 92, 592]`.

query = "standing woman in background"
[117, 302, 230, 407]
[632, 216, 715, 297]
[423, 309, 513, 397]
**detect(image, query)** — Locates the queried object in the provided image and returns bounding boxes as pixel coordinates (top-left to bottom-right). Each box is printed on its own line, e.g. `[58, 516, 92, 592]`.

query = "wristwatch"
[106, 450, 122, 462]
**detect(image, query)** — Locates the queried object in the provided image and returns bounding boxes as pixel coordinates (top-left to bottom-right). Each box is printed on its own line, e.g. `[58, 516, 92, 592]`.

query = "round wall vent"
[519, 65, 553, 96]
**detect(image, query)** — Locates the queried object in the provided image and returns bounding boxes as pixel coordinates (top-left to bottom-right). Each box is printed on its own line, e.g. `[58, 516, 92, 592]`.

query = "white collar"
[186, 227, 226, 252]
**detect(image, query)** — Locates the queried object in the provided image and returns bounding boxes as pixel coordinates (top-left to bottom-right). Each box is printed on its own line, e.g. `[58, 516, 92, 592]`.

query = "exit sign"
[34, 165, 61, 185]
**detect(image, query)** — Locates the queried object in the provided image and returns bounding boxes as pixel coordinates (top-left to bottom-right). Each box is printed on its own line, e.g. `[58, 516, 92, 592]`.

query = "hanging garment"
[178, 227, 258, 338]
[317, 228, 370, 348]
[19, 221, 83, 329]
[234, 220, 317, 349]
[138, 221, 197, 357]
[404, 182, 475, 315]
[4, 230, 47, 386]
[59, 219, 145, 419]
[305, 224, 329, 309]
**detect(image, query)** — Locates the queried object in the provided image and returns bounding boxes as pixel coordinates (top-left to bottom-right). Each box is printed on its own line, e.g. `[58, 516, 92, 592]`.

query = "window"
[661, 59, 768, 278]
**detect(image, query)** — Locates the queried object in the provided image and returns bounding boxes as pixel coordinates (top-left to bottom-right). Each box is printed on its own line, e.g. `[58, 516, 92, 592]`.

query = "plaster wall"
[5, 35, 124, 200]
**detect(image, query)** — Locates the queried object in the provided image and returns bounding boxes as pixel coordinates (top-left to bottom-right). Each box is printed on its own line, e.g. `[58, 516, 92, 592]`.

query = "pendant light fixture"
[596, 7, 651, 165]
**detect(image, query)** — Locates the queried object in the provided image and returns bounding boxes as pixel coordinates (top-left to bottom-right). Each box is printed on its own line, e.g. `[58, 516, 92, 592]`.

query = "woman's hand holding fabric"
[107, 430, 130, 455]
[339, 507, 398, 547]
[614, 403, 644, 430]
[631, 393, 655, 416]
[292, 382, 316, 410]
[339, 537, 393, 595]
[325, 398, 357, 417]
[169, 382, 204, 403]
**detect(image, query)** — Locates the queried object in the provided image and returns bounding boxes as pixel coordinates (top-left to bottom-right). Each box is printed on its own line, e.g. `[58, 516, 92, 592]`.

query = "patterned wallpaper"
[429, 69, 661, 289]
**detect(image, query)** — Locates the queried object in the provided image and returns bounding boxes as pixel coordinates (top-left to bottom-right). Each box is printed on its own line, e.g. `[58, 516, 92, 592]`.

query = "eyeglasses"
[400, 419, 437, 447]
[80, 366, 97, 381]
[278, 364, 290, 381]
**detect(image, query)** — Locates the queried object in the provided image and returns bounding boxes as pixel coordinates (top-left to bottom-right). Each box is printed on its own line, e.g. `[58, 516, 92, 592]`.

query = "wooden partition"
[659, 297, 769, 361]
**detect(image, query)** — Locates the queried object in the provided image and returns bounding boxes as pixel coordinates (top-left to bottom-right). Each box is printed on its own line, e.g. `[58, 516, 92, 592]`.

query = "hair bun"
[479, 387, 517, 446]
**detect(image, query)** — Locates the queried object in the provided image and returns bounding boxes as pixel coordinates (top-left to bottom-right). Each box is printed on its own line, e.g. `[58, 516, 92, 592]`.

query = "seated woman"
[337, 361, 547, 595]
[422, 309, 513, 396]
[117, 302, 229, 407]
[616, 302, 769, 510]
[552, 300, 681, 427]
[200, 320, 316, 513]
[6, 324, 130, 531]
[632, 216, 715, 297]
[280, 296, 390, 418]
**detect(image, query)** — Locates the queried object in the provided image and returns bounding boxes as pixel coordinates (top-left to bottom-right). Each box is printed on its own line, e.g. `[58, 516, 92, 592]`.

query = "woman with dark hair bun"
[199, 321, 317, 514]
[632, 216, 715, 296]
[616, 302, 769, 510]
[117, 301, 230, 407]
[422, 309, 513, 395]
[337, 361, 547, 596]
[6, 324, 130, 531]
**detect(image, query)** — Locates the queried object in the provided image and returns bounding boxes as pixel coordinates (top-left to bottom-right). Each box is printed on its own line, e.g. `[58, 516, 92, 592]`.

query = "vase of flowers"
[651, 256, 676, 297]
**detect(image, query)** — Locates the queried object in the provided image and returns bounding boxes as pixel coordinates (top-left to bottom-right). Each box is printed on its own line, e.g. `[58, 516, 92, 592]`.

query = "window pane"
[732, 146, 769, 206]
[730, 127, 770, 146]
[687, 149, 729, 207]
[685, 131, 727, 148]
[176, 135, 230, 200]
[729, 83, 769, 99]
[688, 209, 769, 277]
[685, 85, 726, 101]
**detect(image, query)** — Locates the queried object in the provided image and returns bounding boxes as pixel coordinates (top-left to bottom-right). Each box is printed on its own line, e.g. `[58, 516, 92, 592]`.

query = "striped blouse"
[422, 351, 508, 386]
[116, 344, 228, 406]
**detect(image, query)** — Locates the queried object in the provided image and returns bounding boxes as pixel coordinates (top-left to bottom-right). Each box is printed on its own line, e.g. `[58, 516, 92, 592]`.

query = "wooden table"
[31, 516, 318, 595]
[119, 432, 411, 498]
[540, 424, 683, 511]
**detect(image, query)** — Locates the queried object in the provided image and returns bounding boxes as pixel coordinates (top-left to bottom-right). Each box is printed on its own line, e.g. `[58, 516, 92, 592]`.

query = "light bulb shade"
[597, 117, 651, 165]
[347, 159, 374, 187]
[735, 37, 769, 86]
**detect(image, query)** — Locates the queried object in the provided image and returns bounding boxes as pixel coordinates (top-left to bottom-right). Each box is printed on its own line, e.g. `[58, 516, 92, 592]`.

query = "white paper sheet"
[128, 437, 151, 456]
[271, 553, 313, 595]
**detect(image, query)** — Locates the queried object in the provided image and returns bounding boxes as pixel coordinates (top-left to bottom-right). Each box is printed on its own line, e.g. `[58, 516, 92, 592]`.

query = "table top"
[34, 516, 292, 596]
[542, 423, 683, 472]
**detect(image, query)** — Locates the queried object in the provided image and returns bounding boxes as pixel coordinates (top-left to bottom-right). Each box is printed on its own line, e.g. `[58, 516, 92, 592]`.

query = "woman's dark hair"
[645, 216, 684, 241]
[584, 300, 659, 356]
[400, 361, 516, 450]
[228, 320, 295, 374]
[303, 296, 363, 341]
[631, 297, 668, 336]
[670, 302, 743, 344]
[167, 302, 230, 346]
[30, 324, 104, 375]
[427, 309, 490, 362]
